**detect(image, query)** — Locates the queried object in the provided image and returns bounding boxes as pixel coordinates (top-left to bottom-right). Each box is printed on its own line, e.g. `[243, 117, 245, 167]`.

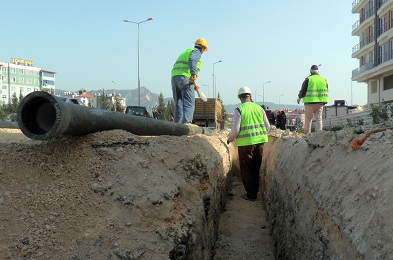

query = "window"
[2, 95, 6, 99]
[370, 81, 377, 94]
[25, 70, 32, 75]
[18, 69, 24, 74]
[384, 75, 393, 90]
[26, 78, 32, 84]
[1, 67, 6, 72]
[27, 88, 31, 92]
[11, 86, 15, 91]
[19, 87, 24, 93]
[1, 76, 6, 81]
[19, 78, 24, 83]
[2, 85, 7, 90]
[11, 77, 16, 83]
[42, 72, 54, 77]
[34, 79, 39, 85]
[10, 68, 15, 73]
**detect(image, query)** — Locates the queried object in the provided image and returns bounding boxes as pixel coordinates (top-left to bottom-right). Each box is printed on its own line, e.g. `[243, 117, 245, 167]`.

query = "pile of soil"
[0, 128, 233, 259]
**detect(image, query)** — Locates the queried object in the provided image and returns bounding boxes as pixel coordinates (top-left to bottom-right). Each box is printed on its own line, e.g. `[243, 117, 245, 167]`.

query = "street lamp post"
[262, 81, 271, 106]
[279, 94, 284, 106]
[124, 17, 153, 106]
[212, 60, 222, 98]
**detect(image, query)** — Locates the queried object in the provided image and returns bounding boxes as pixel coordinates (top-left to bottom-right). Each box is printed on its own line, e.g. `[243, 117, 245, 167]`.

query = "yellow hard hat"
[195, 38, 208, 51]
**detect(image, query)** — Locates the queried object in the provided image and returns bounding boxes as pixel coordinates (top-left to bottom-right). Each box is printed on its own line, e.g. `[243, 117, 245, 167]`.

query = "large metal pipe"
[17, 91, 214, 140]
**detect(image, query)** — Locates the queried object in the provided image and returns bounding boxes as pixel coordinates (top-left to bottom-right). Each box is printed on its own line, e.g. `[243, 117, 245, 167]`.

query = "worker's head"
[195, 38, 208, 53]
[310, 64, 319, 75]
[237, 86, 252, 102]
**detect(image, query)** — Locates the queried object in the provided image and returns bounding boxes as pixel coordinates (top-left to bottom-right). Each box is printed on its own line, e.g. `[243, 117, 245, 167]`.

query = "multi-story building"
[352, 0, 393, 107]
[0, 58, 56, 105]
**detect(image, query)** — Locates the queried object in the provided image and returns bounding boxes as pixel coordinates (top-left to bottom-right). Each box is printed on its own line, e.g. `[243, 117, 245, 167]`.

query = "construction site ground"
[0, 127, 275, 259]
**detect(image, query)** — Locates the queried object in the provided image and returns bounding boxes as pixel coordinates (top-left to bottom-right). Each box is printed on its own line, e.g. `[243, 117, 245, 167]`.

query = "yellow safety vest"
[303, 74, 328, 103]
[171, 48, 202, 78]
[236, 102, 268, 146]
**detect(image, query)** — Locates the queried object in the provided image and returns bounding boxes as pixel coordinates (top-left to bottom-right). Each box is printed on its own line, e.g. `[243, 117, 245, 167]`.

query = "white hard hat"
[238, 86, 252, 96]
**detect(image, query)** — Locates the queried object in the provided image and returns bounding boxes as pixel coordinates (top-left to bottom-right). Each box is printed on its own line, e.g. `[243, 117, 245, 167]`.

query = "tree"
[217, 92, 227, 120]
[165, 100, 175, 121]
[99, 89, 110, 110]
[11, 93, 19, 112]
[156, 93, 166, 120]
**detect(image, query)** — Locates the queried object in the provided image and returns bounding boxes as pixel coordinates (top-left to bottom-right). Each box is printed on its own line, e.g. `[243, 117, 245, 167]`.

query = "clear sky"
[1, 0, 367, 106]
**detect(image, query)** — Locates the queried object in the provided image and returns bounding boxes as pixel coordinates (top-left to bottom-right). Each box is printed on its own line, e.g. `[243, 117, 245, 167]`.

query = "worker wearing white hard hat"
[227, 86, 270, 201]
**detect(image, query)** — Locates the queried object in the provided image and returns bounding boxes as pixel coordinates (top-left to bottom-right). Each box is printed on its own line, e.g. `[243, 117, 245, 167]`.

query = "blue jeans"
[171, 75, 195, 124]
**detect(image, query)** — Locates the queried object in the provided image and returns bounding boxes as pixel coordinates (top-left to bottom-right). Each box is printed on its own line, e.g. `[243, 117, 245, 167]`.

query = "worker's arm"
[297, 78, 309, 103]
[227, 108, 241, 144]
[189, 49, 201, 83]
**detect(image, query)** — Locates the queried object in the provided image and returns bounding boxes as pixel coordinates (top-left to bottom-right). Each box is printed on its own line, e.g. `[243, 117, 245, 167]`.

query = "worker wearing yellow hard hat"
[171, 38, 208, 124]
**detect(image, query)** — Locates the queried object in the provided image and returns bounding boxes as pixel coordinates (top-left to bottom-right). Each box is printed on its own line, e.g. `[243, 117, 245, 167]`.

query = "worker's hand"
[296, 98, 301, 104]
[194, 85, 199, 91]
[189, 74, 197, 84]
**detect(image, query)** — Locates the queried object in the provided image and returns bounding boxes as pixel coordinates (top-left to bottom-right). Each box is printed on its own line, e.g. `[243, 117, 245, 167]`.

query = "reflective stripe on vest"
[236, 102, 268, 146]
[171, 48, 202, 77]
[303, 74, 328, 103]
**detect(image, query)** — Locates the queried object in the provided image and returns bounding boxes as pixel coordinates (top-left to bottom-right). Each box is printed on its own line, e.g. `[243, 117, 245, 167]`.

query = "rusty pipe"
[17, 91, 213, 140]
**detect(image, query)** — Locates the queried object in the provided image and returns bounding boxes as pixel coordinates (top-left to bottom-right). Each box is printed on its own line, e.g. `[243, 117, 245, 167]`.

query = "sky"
[1, 0, 367, 106]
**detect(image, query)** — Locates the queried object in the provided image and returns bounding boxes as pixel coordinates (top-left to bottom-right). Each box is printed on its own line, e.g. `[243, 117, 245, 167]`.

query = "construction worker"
[227, 87, 270, 201]
[171, 38, 208, 124]
[297, 64, 328, 135]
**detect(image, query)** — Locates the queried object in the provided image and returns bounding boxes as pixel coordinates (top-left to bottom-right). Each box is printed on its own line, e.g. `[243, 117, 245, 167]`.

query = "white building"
[352, 0, 393, 108]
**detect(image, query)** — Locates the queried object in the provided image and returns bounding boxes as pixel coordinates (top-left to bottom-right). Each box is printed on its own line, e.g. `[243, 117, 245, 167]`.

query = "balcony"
[352, 61, 375, 78]
[352, 34, 375, 55]
[352, 8, 375, 34]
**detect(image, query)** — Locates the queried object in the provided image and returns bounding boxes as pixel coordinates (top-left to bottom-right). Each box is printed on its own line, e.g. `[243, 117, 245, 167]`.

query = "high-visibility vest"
[171, 48, 202, 78]
[303, 74, 328, 103]
[236, 102, 268, 146]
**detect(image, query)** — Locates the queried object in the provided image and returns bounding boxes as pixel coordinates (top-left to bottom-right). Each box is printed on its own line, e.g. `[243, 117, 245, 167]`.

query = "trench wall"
[261, 132, 393, 259]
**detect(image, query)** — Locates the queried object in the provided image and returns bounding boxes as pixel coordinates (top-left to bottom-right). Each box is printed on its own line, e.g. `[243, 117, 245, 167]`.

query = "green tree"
[100, 89, 110, 110]
[217, 92, 227, 120]
[156, 93, 166, 120]
[165, 100, 175, 121]
[11, 92, 19, 112]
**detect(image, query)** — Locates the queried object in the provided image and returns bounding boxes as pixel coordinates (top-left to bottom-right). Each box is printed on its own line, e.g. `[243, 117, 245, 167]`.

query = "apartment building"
[0, 58, 56, 105]
[352, 0, 393, 107]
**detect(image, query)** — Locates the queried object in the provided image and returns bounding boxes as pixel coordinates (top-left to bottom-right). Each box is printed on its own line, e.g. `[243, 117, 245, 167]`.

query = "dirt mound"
[0, 129, 230, 259]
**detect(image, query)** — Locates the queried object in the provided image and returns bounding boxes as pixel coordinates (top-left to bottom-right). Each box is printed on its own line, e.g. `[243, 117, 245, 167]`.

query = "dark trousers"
[237, 143, 264, 198]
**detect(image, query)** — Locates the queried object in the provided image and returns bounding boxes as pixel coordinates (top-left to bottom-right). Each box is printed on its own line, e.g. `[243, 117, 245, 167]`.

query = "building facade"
[352, 0, 393, 107]
[0, 58, 56, 105]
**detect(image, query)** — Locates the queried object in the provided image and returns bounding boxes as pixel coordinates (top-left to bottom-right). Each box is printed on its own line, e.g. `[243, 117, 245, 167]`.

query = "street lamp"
[124, 17, 153, 106]
[279, 94, 284, 106]
[112, 81, 117, 112]
[212, 60, 222, 98]
[262, 81, 271, 105]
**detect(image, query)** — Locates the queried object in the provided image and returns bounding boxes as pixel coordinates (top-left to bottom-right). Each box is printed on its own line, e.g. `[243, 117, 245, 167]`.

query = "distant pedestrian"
[171, 38, 208, 124]
[276, 111, 282, 129]
[227, 87, 270, 201]
[297, 65, 329, 134]
[279, 111, 286, 130]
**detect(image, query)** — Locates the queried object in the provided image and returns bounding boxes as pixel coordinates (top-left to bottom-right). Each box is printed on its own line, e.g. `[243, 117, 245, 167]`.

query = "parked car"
[59, 96, 86, 106]
[125, 106, 157, 119]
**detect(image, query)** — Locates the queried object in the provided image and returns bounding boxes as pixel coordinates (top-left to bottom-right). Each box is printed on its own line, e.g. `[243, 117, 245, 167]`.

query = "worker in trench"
[171, 38, 208, 124]
[227, 87, 270, 201]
